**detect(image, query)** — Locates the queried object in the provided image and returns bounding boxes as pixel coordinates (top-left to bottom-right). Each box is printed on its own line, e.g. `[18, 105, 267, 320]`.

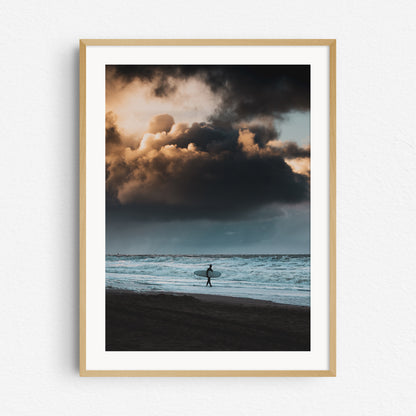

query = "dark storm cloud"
[245, 124, 279, 146]
[106, 116, 310, 221]
[270, 141, 311, 159]
[106, 65, 310, 125]
[106, 65, 310, 221]
[173, 122, 239, 153]
[204, 65, 310, 126]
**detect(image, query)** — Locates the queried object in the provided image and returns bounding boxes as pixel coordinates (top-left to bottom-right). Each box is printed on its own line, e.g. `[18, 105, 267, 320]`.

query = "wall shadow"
[69, 46, 79, 373]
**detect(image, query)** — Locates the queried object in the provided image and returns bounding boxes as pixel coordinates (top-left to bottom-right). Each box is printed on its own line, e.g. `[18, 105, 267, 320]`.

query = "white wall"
[1, 0, 415, 414]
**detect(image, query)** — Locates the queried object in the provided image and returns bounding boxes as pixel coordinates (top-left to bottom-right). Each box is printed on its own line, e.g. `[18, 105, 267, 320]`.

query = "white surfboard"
[194, 270, 221, 278]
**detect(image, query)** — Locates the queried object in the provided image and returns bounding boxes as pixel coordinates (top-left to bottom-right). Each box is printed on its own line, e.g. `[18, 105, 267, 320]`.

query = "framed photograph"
[80, 39, 336, 376]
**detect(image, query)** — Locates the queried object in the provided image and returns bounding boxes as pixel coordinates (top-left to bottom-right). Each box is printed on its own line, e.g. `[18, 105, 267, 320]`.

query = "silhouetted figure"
[206, 264, 213, 287]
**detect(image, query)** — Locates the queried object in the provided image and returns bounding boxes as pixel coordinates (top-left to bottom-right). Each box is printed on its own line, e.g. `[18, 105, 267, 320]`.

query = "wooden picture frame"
[80, 39, 336, 376]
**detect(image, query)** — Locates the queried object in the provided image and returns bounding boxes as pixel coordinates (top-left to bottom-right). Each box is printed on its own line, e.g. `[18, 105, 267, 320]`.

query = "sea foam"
[106, 254, 310, 306]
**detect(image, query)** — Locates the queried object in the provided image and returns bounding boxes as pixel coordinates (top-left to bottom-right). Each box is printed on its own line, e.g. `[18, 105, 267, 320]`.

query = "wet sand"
[106, 289, 310, 351]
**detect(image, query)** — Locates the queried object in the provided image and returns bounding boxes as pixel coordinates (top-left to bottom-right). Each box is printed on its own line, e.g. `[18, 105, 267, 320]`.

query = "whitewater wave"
[106, 254, 310, 306]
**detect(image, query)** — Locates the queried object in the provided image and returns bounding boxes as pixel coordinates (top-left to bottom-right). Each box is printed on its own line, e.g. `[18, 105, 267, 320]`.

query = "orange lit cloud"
[105, 65, 310, 220]
[106, 113, 310, 220]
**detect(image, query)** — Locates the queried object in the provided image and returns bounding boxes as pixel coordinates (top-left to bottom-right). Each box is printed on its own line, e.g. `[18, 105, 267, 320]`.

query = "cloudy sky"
[105, 65, 310, 254]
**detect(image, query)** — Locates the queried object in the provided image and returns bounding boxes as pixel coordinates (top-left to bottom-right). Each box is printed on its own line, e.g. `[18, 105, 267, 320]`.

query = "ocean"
[106, 254, 310, 306]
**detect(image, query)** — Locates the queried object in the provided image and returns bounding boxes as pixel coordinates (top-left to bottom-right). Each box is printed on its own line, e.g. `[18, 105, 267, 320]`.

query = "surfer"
[206, 264, 213, 287]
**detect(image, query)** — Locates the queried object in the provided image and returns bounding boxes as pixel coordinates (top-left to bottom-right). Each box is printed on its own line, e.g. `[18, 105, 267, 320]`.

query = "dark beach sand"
[106, 289, 310, 351]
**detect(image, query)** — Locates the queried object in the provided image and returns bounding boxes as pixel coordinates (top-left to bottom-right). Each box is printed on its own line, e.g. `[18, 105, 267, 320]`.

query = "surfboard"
[194, 270, 221, 278]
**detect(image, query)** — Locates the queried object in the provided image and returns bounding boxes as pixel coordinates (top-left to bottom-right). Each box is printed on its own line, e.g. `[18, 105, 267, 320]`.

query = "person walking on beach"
[206, 264, 213, 287]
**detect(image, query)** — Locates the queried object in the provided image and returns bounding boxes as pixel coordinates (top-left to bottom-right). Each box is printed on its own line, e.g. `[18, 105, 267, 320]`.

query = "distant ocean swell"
[106, 254, 310, 306]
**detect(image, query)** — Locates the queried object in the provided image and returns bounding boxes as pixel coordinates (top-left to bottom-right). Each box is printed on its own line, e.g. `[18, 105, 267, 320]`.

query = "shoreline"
[106, 288, 310, 351]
